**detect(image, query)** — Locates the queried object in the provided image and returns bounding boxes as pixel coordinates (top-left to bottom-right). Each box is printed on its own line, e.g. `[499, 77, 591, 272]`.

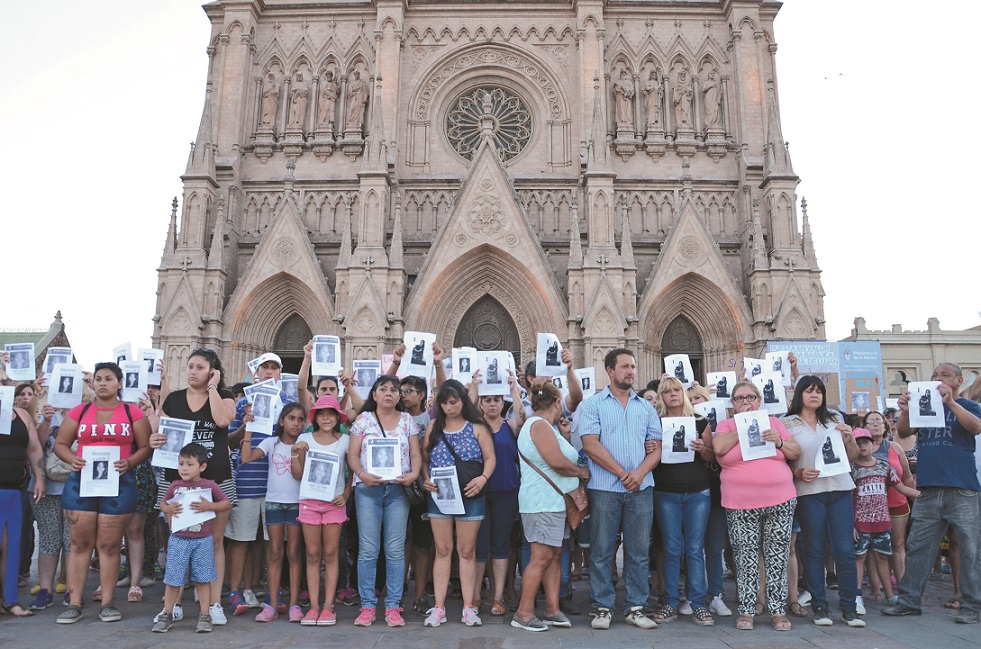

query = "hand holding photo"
[477, 351, 511, 396]
[535, 333, 566, 377]
[80, 446, 121, 497]
[735, 410, 777, 460]
[907, 381, 944, 428]
[113, 342, 131, 368]
[814, 427, 851, 477]
[352, 360, 382, 400]
[402, 331, 437, 379]
[299, 451, 342, 501]
[765, 351, 792, 387]
[743, 357, 765, 380]
[430, 464, 465, 515]
[706, 371, 737, 405]
[152, 417, 196, 469]
[138, 348, 164, 385]
[364, 437, 401, 481]
[4, 343, 35, 382]
[660, 416, 697, 464]
[42, 347, 73, 384]
[752, 371, 788, 416]
[575, 367, 596, 396]
[48, 364, 84, 409]
[452, 347, 476, 385]
[311, 335, 342, 376]
[664, 354, 695, 387]
[119, 360, 148, 404]
[693, 400, 729, 430]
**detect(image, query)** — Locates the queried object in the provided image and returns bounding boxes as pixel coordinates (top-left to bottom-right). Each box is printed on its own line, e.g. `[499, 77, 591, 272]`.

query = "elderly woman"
[511, 382, 588, 632]
[712, 381, 800, 632]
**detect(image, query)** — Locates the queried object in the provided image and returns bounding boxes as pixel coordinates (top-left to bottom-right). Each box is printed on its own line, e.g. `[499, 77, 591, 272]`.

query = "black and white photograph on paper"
[352, 360, 382, 400]
[43, 347, 73, 383]
[851, 391, 871, 414]
[119, 360, 147, 404]
[152, 417, 196, 470]
[247, 355, 264, 376]
[4, 343, 35, 382]
[663, 354, 695, 387]
[765, 351, 792, 387]
[707, 371, 737, 405]
[814, 428, 851, 477]
[743, 357, 765, 380]
[169, 487, 215, 533]
[693, 400, 729, 430]
[752, 371, 788, 416]
[452, 347, 476, 386]
[908, 381, 945, 428]
[0, 386, 14, 436]
[80, 446, 120, 497]
[430, 464, 465, 515]
[477, 351, 511, 396]
[735, 410, 776, 460]
[48, 364, 84, 409]
[59, 376, 75, 394]
[113, 342, 131, 368]
[575, 367, 596, 396]
[311, 335, 341, 377]
[364, 437, 401, 481]
[535, 333, 566, 377]
[280, 373, 299, 403]
[299, 451, 341, 501]
[402, 331, 437, 379]
[244, 379, 281, 435]
[660, 416, 697, 464]
[138, 348, 164, 385]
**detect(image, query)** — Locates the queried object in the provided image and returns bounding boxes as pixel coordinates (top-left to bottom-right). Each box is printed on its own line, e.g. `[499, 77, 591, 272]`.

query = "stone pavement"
[3, 568, 976, 648]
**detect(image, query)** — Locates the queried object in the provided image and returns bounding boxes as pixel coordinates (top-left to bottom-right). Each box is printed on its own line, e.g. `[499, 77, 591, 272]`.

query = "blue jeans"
[704, 504, 728, 598]
[354, 483, 409, 609]
[588, 487, 654, 612]
[654, 489, 710, 608]
[899, 487, 981, 612]
[795, 490, 858, 613]
[521, 537, 572, 598]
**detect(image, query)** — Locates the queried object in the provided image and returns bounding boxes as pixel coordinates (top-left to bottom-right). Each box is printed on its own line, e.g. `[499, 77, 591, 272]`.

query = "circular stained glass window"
[446, 86, 532, 162]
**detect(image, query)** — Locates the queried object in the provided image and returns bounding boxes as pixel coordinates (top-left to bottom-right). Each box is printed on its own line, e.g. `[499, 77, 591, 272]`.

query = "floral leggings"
[725, 498, 796, 616]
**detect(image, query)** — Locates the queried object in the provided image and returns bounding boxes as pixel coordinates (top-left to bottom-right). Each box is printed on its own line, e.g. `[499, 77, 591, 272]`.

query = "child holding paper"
[154, 443, 230, 633]
[240, 402, 306, 623]
[291, 396, 352, 626]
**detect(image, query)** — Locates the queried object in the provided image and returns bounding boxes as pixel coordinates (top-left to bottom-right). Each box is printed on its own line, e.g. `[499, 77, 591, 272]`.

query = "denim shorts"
[61, 470, 138, 515]
[265, 501, 300, 526]
[855, 529, 892, 556]
[427, 493, 485, 522]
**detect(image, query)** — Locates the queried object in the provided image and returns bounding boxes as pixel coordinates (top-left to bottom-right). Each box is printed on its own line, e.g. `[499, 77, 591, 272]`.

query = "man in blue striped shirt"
[579, 348, 662, 630]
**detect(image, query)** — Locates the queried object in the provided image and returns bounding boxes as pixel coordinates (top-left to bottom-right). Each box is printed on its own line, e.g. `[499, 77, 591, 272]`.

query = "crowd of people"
[0, 342, 979, 635]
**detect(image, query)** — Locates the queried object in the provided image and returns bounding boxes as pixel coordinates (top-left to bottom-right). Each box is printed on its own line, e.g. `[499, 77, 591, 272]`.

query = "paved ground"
[2, 568, 975, 648]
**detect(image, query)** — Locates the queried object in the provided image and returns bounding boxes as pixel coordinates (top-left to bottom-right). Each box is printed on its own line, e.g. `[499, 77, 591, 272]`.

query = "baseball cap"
[852, 427, 872, 441]
[255, 352, 283, 369]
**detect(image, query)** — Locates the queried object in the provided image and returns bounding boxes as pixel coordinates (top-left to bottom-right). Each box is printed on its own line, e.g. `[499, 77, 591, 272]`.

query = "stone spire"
[588, 76, 610, 170]
[161, 197, 179, 265]
[389, 191, 404, 268]
[763, 79, 795, 178]
[362, 76, 387, 172]
[752, 198, 768, 270]
[568, 193, 583, 268]
[619, 194, 635, 269]
[185, 82, 216, 178]
[800, 196, 817, 266]
[337, 196, 353, 268]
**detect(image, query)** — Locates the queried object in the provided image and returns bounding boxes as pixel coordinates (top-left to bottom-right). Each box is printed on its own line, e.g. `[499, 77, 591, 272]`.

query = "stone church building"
[153, 0, 826, 387]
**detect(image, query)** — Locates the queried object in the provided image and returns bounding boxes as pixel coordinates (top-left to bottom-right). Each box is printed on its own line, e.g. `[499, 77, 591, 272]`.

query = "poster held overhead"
[311, 335, 342, 377]
[402, 331, 436, 379]
[138, 348, 164, 385]
[765, 351, 792, 387]
[452, 347, 476, 386]
[908, 381, 944, 428]
[113, 342, 131, 368]
[707, 371, 737, 406]
[660, 416, 697, 464]
[4, 343, 35, 382]
[352, 360, 382, 400]
[279, 373, 299, 403]
[42, 347, 73, 384]
[477, 351, 511, 396]
[752, 371, 788, 416]
[693, 400, 729, 431]
[535, 333, 566, 377]
[119, 360, 148, 404]
[735, 410, 776, 461]
[664, 354, 695, 387]
[48, 364, 84, 410]
[575, 367, 596, 396]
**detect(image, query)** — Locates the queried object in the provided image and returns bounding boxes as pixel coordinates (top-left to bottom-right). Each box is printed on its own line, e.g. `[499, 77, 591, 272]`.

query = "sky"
[1, 1, 977, 369]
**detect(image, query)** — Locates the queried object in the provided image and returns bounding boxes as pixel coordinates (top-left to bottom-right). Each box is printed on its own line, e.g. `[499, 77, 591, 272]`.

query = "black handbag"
[372, 412, 426, 505]
[439, 430, 488, 499]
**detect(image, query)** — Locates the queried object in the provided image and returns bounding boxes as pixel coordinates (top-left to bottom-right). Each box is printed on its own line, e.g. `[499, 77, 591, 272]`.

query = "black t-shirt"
[0, 411, 29, 489]
[652, 417, 713, 494]
[161, 388, 234, 485]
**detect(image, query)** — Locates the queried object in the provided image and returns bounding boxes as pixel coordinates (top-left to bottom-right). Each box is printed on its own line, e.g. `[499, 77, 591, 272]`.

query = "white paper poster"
[535, 333, 566, 377]
[42, 347, 73, 384]
[431, 464, 465, 515]
[661, 416, 697, 464]
[245, 379, 282, 435]
[753, 371, 788, 416]
[80, 445, 120, 497]
[477, 351, 511, 396]
[247, 355, 264, 376]
[169, 487, 216, 533]
[575, 367, 596, 396]
[364, 437, 402, 481]
[735, 410, 776, 461]
[402, 331, 436, 379]
[908, 381, 944, 428]
[765, 351, 792, 387]
[299, 450, 342, 501]
[452, 347, 476, 386]
[0, 386, 14, 436]
[138, 348, 164, 386]
[280, 373, 299, 403]
[48, 364, 84, 410]
[664, 354, 695, 387]
[4, 343, 35, 381]
[120, 360, 148, 404]
[152, 417, 197, 470]
[706, 371, 737, 407]
[743, 357, 766, 380]
[113, 342, 131, 368]
[694, 400, 729, 431]
[353, 360, 382, 400]
[814, 427, 851, 477]
[312, 335, 342, 377]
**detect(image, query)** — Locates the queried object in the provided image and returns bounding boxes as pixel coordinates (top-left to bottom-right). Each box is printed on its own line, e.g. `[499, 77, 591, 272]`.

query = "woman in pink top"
[712, 381, 800, 632]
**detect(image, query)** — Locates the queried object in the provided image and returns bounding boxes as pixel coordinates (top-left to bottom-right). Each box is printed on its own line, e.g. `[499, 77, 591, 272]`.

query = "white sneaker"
[855, 595, 866, 615]
[155, 604, 183, 623]
[243, 589, 261, 609]
[624, 606, 658, 629]
[679, 601, 693, 615]
[591, 607, 612, 630]
[210, 603, 227, 626]
[709, 595, 732, 617]
[798, 590, 812, 606]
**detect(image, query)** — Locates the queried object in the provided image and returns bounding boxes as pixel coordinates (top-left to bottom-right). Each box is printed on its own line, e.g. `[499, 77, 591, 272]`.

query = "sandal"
[2, 603, 33, 618]
[770, 614, 792, 631]
[128, 586, 143, 602]
[788, 602, 808, 618]
[491, 600, 506, 616]
[736, 614, 754, 630]
[92, 586, 103, 602]
[944, 597, 962, 609]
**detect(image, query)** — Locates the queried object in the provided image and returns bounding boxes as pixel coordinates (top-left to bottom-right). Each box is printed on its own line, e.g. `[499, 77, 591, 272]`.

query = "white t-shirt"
[257, 437, 300, 504]
[297, 431, 350, 500]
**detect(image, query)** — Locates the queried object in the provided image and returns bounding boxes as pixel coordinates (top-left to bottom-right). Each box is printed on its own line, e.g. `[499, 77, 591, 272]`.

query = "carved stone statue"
[613, 69, 635, 129]
[673, 69, 694, 128]
[317, 71, 338, 128]
[703, 69, 722, 130]
[643, 69, 663, 130]
[346, 70, 368, 133]
[288, 73, 309, 129]
[259, 73, 279, 128]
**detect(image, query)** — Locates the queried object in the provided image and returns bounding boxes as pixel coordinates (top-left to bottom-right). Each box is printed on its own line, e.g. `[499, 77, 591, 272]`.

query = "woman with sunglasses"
[148, 348, 235, 625]
[712, 381, 800, 632]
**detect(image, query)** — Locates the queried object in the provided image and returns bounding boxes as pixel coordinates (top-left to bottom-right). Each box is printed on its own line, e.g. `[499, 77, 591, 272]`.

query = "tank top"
[0, 411, 29, 489]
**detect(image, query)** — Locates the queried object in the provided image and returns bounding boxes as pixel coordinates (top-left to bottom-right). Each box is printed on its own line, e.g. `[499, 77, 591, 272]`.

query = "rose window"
[446, 86, 532, 162]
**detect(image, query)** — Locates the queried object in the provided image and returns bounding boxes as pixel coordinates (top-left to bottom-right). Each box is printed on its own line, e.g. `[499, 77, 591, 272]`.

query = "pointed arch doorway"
[660, 315, 704, 384]
[454, 295, 522, 366]
[274, 313, 312, 374]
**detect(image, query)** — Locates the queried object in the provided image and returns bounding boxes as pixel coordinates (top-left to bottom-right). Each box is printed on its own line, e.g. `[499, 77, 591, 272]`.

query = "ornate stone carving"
[346, 70, 368, 133]
[272, 237, 297, 267]
[288, 73, 309, 130]
[594, 311, 617, 335]
[317, 71, 338, 129]
[467, 196, 506, 236]
[444, 281, 534, 361]
[643, 69, 663, 130]
[172, 309, 191, 333]
[613, 69, 635, 130]
[454, 233, 469, 246]
[446, 86, 531, 162]
[702, 69, 723, 131]
[679, 236, 701, 260]
[785, 311, 807, 337]
[673, 69, 694, 129]
[259, 73, 279, 129]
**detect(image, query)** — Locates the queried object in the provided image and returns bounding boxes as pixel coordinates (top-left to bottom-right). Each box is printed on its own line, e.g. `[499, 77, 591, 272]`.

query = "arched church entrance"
[660, 315, 704, 384]
[454, 295, 521, 366]
[273, 313, 312, 374]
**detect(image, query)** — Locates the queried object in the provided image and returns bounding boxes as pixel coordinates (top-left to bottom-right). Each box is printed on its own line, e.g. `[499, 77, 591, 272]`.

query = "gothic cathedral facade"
[153, 0, 826, 387]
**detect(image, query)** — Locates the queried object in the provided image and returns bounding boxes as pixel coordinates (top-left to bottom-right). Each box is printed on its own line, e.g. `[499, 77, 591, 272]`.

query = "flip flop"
[944, 598, 961, 610]
[3, 604, 34, 618]
[788, 602, 808, 618]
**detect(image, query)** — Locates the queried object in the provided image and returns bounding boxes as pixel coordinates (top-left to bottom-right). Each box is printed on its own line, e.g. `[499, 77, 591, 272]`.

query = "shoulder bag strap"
[372, 411, 387, 438]
[517, 449, 565, 497]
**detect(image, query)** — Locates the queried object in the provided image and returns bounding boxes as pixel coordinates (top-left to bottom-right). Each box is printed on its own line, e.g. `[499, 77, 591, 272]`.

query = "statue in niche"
[317, 70, 338, 129]
[288, 73, 309, 129]
[346, 70, 368, 133]
[613, 69, 635, 129]
[703, 69, 723, 130]
[259, 72, 280, 127]
[643, 69, 663, 129]
[673, 69, 694, 128]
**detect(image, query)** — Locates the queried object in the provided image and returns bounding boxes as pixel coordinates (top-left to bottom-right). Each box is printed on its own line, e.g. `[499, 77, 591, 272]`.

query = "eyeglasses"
[865, 419, 884, 426]
[732, 394, 759, 403]
[400, 388, 420, 395]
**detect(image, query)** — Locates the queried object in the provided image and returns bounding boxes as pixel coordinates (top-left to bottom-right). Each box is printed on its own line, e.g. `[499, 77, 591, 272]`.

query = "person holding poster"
[648, 378, 716, 626]
[884, 363, 981, 624]
[781, 375, 862, 628]
[298, 339, 362, 421]
[54, 362, 152, 624]
[421, 380, 496, 628]
[291, 396, 351, 626]
[711, 381, 799, 631]
[347, 375, 422, 628]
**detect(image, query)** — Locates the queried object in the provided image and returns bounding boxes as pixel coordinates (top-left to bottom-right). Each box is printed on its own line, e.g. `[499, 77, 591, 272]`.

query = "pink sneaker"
[317, 608, 337, 626]
[423, 605, 447, 627]
[288, 605, 304, 623]
[385, 607, 406, 627]
[354, 607, 376, 626]
[255, 603, 278, 622]
[300, 608, 319, 626]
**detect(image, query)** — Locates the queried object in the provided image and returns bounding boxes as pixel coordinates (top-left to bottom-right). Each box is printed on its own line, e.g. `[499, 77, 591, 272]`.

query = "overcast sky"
[1, 1, 976, 369]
